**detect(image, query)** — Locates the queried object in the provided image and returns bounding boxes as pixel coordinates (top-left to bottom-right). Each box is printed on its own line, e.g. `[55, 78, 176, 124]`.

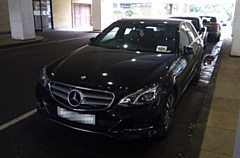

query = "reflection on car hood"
[48, 45, 175, 91]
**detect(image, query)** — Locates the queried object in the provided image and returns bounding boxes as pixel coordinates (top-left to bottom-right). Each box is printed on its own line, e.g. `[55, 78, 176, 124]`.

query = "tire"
[216, 34, 221, 42]
[156, 90, 176, 137]
[192, 62, 201, 83]
[204, 38, 207, 50]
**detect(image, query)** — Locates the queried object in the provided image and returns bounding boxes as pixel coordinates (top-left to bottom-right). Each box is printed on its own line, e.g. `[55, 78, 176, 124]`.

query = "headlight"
[118, 83, 160, 107]
[39, 67, 49, 87]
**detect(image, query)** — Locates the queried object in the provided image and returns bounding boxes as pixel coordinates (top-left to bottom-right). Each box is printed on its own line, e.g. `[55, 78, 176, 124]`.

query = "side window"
[187, 31, 195, 43]
[124, 28, 132, 35]
[186, 23, 198, 39]
[100, 27, 119, 42]
[179, 24, 190, 51]
[190, 19, 199, 32]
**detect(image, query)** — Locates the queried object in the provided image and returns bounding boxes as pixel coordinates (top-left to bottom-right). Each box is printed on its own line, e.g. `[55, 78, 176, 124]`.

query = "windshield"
[91, 22, 177, 53]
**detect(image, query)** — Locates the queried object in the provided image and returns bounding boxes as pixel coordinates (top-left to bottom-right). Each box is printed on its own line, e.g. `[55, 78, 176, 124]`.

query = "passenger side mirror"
[89, 37, 95, 44]
[183, 45, 194, 55]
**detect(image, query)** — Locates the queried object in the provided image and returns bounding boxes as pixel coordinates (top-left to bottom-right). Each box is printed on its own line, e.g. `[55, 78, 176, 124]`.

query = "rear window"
[201, 16, 218, 23]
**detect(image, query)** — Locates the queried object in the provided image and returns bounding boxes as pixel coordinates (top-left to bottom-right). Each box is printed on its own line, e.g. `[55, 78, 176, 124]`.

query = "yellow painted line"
[0, 109, 37, 131]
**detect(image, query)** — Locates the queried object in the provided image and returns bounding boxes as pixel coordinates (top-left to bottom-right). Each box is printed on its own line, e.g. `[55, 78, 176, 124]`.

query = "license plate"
[57, 107, 95, 125]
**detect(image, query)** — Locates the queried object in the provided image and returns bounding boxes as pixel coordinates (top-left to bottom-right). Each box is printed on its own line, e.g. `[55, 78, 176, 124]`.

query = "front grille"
[49, 82, 115, 111]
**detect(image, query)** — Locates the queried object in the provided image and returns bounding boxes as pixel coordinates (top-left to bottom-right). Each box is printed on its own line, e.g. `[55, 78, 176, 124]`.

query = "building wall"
[0, 0, 10, 33]
[231, 0, 240, 56]
[92, 0, 113, 31]
[72, 0, 92, 4]
[52, 0, 72, 29]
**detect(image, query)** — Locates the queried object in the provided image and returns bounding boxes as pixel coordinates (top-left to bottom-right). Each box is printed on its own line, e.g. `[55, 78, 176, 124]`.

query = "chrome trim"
[49, 81, 115, 111]
[67, 89, 83, 107]
[123, 126, 154, 132]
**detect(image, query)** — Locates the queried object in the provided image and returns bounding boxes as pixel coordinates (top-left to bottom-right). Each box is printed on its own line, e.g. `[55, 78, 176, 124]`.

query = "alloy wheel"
[164, 93, 175, 130]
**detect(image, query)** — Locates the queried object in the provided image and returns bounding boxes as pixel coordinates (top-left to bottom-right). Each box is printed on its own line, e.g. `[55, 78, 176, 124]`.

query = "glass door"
[33, 0, 52, 31]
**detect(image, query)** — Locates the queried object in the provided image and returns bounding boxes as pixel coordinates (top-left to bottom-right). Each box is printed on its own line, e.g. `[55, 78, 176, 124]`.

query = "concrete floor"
[199, 38, 240, 158]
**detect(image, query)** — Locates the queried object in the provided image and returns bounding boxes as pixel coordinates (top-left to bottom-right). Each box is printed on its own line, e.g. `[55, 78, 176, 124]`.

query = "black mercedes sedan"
[36, 18, 204, 139]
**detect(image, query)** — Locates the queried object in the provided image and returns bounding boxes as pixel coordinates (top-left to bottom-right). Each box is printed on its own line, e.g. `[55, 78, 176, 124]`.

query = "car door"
[186, 22, 203, 55]
[176, 23, 199, 93]
[185, 22, 203, 73]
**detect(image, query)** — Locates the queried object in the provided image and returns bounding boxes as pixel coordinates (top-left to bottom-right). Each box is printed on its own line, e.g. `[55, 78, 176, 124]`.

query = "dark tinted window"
[91, 22, 178, 53]
[170, 17, 199, 31]
[200, 16, 218, 23]
[179, 24, 190, 51]
[190, 19, 199, 31]
[186, 23, 198, 39]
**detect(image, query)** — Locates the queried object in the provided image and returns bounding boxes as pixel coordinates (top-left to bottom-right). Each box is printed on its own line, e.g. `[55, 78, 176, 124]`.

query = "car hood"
[48, 45, 175, 91]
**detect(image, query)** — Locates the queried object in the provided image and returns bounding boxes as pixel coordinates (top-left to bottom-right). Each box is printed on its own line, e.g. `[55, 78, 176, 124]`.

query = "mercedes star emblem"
[67, 89, 83, 107]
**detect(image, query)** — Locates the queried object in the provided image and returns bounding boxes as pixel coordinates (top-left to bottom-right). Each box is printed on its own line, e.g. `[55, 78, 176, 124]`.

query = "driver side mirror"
[89, 37, 95, 44]
[183, 45, 194, 55]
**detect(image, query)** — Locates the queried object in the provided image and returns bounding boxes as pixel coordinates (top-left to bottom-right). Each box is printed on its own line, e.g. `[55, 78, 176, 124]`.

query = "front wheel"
[156, 90, 176, 137]
[204, 37, 207, 50]
[192, 62, 201, 83]
[216, 34, 221, 42]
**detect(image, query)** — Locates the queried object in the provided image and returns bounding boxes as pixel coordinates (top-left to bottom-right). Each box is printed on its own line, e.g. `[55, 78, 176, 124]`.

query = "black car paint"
[36, 18, 203, 139]
[46, 46, 175, 91]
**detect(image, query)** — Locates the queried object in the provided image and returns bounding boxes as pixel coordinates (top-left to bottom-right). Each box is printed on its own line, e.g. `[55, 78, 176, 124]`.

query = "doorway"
[33, 0, 52, 31]
[73, 3, 91, 28]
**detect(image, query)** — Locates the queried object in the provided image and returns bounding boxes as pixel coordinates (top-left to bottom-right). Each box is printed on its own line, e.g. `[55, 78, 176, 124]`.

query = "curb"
[185, 38, 226, 158]
[0, 35, 47, 49]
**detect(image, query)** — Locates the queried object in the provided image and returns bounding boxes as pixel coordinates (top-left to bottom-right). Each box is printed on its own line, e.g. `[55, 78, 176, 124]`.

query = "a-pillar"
[8, 0, 35, 40]
[92, 0, 113, 31]
[231, 0, 240, 56]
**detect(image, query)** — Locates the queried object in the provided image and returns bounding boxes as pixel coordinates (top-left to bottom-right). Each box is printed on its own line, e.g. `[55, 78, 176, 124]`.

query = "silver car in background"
[200, 16, 221, 42]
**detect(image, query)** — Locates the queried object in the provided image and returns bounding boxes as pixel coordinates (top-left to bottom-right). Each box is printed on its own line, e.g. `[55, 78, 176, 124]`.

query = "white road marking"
[0, 109, 37, 131]
[0, 35, 96, 52]
[56, 36, 93, 42]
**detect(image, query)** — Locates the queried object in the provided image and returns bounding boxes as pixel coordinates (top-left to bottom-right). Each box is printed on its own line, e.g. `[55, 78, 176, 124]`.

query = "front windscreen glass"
[91, 22, 177, 53]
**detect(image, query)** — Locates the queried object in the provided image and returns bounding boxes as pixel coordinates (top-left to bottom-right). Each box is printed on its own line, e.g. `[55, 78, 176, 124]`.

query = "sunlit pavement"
[200, 24, 232, 86]
[196, 24, 240, 158]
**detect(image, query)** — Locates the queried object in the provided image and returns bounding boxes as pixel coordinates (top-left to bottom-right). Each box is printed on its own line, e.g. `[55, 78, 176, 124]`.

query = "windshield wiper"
[97, 45, 122, 49]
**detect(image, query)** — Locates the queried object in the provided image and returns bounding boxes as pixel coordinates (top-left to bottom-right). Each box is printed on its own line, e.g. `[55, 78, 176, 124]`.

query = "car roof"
[169, 15, 201, 20]
[116, 18, 187, 25]
[200, 15, 217, 18]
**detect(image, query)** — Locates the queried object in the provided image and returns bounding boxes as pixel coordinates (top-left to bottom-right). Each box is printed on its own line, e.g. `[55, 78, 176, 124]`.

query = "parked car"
[170, 16, 208, 49]
[36, 18, 204, 139]
[200, 16, 221, 41]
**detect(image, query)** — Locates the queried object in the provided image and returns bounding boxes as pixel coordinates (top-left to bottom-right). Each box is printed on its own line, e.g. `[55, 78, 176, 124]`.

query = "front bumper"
[36, 82, 166, 139]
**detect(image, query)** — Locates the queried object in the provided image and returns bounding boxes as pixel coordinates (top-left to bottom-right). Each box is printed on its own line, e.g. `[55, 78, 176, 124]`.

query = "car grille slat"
[81, 99, 110, 106]
[49, 82, 114, 111]
[51, 83, 70, 94]
[83, 91, 113, 100]
[52, 90, 68, 100]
